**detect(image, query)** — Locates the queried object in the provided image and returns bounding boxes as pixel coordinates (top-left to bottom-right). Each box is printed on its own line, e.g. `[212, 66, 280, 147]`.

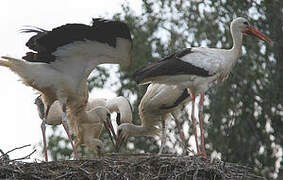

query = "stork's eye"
[243, 21, 249, 25]
[96, 145, 101, 150]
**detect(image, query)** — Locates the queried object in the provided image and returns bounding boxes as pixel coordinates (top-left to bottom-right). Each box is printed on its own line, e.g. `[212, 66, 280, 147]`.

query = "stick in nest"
[0, 144, 36, 163]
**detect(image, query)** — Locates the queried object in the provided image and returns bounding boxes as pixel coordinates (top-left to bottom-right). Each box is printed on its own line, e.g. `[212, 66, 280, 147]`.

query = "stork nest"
[0, 149, 266, 180]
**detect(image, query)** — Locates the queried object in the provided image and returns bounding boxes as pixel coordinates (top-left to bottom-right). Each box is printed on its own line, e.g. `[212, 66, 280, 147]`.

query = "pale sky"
[0, 0, 142, 161]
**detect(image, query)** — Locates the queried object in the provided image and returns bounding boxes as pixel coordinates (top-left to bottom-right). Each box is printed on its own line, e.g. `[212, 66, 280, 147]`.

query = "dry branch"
[0, 144, 36, 164]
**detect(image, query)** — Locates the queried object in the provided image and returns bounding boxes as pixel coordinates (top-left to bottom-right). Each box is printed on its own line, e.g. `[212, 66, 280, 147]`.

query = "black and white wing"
[21, 18, 133, 82]
[22, 18, 132, 63]
[133, 48, 217, 84]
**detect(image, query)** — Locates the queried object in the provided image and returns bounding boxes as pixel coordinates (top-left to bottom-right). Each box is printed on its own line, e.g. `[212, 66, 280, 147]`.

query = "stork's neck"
[126, 124, 159, 137]
[229, 26, 243, 59]
[106, 97, 133, 123]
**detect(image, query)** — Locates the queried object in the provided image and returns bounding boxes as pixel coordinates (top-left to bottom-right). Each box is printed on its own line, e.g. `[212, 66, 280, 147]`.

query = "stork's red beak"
[115, 133, 128, 152]
[103, 121, 116, 147]
[242, 25, 273, 46]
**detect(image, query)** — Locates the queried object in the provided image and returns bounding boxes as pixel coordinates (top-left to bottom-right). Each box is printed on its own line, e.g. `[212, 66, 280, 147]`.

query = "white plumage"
[87, 96, 133, 125]
[116, 83, 191, 153]
[35, 96, 132, 159]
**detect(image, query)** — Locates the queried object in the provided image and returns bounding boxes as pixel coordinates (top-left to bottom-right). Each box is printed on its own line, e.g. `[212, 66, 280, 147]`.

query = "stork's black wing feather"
[160, 89, 190, 110]
[22, 18, 132, 63]
[133, 48, 211, 84]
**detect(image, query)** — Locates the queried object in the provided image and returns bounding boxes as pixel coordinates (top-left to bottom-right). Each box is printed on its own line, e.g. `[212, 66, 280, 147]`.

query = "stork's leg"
[191, 95, 200, 155]
[41, 105, 50, 162]
[61, 103, 80, 159]
[41, 119, 48, 161]
[198, 92, 206, 156]
[158, 119, 167, 154]
[171, 112, 188, 155]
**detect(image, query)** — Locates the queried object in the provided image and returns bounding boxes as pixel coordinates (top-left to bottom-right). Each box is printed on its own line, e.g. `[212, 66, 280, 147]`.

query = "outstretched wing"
[21, 18, 133, 83]
[22, 18, 133, 64]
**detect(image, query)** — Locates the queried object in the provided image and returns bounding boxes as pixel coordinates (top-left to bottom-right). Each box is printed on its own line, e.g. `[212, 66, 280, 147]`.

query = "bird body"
[116, 83, 191, 151]
[134, 47, 239, 92]
[71, 107, 110, 158]
[139, 84, 190, 124]
[134, 17, 271, 90]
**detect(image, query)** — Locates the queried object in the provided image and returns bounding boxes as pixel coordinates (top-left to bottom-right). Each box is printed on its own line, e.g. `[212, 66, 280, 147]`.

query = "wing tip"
[132, 71, 142, 84]
[22, 52, 55, 63]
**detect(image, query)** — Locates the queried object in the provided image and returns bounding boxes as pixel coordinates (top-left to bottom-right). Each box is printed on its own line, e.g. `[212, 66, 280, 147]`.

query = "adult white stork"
[132, 17, 272, 156]
[0, 18, 133, 160]
[115, 83, 192, 153]
[35, 96, 132, 160]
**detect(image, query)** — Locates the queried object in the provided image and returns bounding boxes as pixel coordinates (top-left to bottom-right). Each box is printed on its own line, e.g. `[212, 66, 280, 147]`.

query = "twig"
[6, 149, 36, 162]
[0, 149, 9, 161]
[193, 168, 199, 180]
[0, 149, 6, 156]
[0, 144, 31, 159]
[54, 172, 72, 180]
[78, 167, 90, 175]
[14, 163, 24, 173]
[0, 166, 21, 174]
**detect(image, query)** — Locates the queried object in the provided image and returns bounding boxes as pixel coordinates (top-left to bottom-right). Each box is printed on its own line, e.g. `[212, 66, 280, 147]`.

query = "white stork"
[0, 18, 133, 160]
[35, 96, 132, 160]
[132, 17, 272, 156]
[115, 83, 192, 153]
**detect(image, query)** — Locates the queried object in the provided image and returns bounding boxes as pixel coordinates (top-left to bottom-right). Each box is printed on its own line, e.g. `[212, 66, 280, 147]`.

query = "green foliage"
[46, 126, 74, 161]
[88, 66, 109, 91]
[43, 0, 282, 179]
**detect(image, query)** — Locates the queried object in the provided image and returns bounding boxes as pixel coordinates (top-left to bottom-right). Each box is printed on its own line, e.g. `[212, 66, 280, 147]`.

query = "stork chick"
[35, 96, 132, 160]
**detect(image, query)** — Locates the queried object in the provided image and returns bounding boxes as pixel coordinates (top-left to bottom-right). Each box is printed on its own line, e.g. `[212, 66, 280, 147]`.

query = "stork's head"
[34, 95, 44, 119]
[115, 123, 131, 152]
[231, 17, 272, 45]
[91, 139, 104, 158]
[90, 107, 116, 147]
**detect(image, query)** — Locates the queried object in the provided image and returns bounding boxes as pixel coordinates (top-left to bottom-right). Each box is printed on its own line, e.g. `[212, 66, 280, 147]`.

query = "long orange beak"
[242, 25, 273, 46]
[115, 133, 128, 152]
[103, 121, 116, 147]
